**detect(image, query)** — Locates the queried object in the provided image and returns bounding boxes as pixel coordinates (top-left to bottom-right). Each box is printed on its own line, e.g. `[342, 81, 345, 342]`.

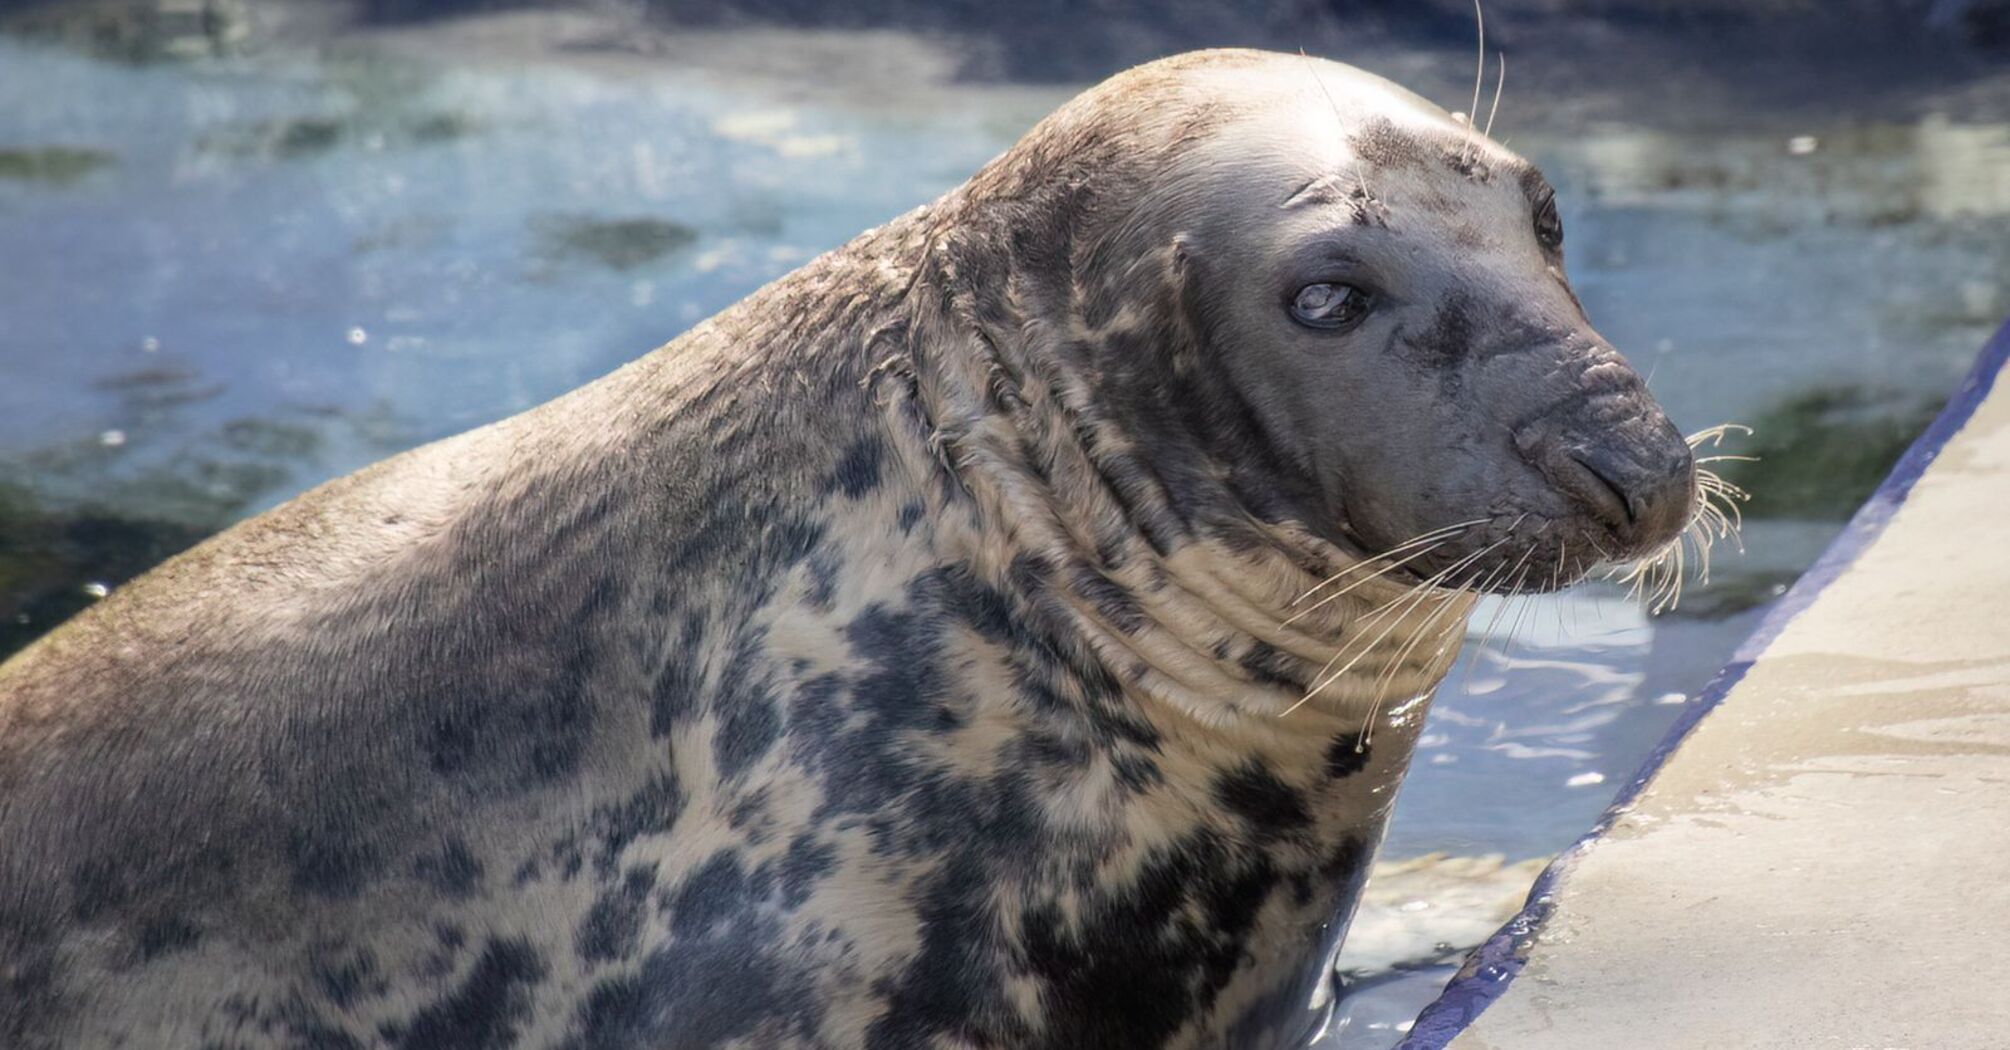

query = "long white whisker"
[1296, 577, 1456, 720]
[1291, 518, 1487, 605]
[1285, 541, 1452, 624]
[1300, 47, 1344, 121]
[1454, 558, 1519, 695]
[1288, 536, 1510, 714]
[1482, 51, 1506, 141]
[1294, 579, 1455, 720]
[1495, 562, 1541, 670]
[1465, 0, 1486, 164]
[1597, 432, 1756, 617]
[1362, 586, 1472, 747]
[1485, 542, 1541, 666]
[1685, 422, 1753, 448]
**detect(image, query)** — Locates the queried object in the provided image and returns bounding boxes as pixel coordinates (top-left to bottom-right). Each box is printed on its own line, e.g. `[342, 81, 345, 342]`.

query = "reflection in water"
[1, 13, 2006, 1047]
[1916, 115, 2010, 219]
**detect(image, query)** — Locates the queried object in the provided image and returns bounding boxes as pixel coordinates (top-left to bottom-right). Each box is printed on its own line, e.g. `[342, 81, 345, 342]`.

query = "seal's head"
[968, 50, 1698, 592]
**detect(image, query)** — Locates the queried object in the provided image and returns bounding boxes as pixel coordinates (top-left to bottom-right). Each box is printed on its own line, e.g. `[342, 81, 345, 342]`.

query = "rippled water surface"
[2, 8, 2006, 1046]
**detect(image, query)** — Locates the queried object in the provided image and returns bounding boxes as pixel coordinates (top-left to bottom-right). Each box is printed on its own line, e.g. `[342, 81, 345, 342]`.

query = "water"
[2, 8, 2006, 1046]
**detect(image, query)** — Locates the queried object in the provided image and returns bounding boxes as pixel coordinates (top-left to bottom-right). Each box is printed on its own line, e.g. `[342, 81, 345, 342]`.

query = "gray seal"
[0, 49, 1695, 1050]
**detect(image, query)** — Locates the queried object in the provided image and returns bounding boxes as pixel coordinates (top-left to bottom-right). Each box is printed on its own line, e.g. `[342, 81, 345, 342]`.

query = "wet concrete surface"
[1447, 333, 2010, 1048]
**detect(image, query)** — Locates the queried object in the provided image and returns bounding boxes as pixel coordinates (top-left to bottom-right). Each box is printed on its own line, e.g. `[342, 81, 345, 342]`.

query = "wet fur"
[0, 50, 1669, 1050]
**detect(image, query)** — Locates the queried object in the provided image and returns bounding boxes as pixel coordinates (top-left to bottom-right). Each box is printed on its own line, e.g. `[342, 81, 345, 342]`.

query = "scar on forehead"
[1281, 173, 1356, 210]
[1280, 172, 1385, 227]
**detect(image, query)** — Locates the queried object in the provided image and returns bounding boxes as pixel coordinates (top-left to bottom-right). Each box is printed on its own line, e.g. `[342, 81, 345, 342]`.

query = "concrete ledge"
[1401, 318, 2010, 1049]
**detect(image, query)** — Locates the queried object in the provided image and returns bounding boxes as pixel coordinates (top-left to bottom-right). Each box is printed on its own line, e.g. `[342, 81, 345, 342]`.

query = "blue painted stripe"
[1395, 315, 2010, 1050]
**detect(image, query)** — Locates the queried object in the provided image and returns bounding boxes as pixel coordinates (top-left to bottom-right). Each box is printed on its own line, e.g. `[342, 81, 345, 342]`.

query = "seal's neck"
[878, 197, 1473, 767]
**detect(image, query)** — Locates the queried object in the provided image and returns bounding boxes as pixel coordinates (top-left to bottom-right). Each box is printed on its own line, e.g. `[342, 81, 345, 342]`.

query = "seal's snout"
[1518, 412, 1696, 557]
[1569, 437, 1695, 548]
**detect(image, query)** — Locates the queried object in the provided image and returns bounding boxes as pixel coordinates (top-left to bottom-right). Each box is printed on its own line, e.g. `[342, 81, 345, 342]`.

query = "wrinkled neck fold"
[876, 203, 1473, 753]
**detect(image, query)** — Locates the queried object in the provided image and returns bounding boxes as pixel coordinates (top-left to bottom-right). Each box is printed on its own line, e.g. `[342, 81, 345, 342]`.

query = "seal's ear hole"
[1165, 234, 1199, 310]
[1166, 234, 1215, 352]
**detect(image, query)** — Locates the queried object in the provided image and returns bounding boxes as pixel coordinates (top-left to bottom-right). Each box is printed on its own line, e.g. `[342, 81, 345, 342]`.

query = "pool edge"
[1392, 314, 2010, 1050]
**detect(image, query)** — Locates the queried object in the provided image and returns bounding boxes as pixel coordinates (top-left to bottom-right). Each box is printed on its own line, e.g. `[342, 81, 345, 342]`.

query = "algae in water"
[1722, 385, 1940, 521]
[0, 147, 115, 185]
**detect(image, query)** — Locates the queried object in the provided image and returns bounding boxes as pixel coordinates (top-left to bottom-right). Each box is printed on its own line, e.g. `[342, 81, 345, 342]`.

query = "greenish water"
[0, 144, 115, 183]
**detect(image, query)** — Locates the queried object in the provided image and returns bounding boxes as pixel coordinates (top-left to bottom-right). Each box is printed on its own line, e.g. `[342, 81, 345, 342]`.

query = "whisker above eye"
[1462, 0, 1487, 166]
[1482, 51, 1506, 141]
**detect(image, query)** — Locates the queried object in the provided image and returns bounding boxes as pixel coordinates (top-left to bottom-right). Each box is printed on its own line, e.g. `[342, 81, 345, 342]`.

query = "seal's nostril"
[1558, 438, 1696, 554]
[1557, 451, 1633, 532]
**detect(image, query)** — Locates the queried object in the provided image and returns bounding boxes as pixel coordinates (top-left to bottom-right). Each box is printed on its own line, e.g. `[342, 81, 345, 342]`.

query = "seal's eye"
[1535, 194, 1564, 251]
[1290, 282, 1372, 330]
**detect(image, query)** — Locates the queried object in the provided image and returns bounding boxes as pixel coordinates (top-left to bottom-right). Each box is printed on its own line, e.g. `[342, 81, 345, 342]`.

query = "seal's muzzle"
[1516, 401, 1695, 559]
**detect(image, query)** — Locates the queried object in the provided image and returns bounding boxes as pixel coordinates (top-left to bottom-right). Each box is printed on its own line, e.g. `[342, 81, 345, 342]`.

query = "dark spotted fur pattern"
[0, 49, 1698, 1050]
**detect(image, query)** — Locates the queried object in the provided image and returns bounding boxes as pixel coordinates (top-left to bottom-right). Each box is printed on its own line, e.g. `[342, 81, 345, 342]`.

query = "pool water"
[2, 9, 2005, 1046]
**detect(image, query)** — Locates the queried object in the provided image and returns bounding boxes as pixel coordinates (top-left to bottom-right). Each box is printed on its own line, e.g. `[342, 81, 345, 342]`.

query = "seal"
[0, 49, 1697, 1050]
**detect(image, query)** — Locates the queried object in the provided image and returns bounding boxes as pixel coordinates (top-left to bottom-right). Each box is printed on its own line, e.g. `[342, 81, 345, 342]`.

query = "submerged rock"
[1722, 385, 1942, 521]
[0, 147, 115, 185]
[531, 214, 700, 272]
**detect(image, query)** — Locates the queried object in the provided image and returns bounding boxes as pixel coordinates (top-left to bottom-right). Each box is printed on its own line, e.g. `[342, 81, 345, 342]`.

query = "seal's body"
[0, 51, 1696, 1049]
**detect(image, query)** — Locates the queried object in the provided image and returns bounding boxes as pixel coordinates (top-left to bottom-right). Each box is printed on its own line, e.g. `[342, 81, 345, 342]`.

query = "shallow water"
[1, 11, 2006, 1047]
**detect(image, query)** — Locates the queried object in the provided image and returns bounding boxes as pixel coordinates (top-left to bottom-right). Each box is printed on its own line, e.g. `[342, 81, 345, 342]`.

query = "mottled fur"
[0, 50, 1692, 1050]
